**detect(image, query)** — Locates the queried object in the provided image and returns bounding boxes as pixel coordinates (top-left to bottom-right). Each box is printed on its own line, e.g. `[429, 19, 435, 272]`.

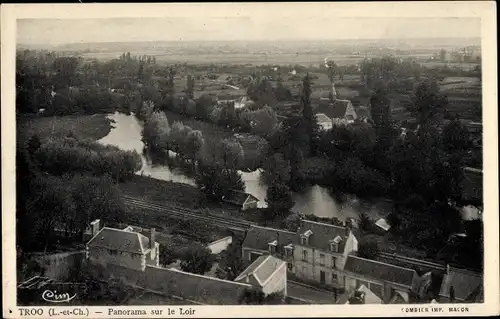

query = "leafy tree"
[159, 245, 179, 266]
[186, 74, 195, 99]
[221, 139, 244, 169]
[370, 85, 392, 153]
[441, 118, 471, 153]
[357, 236, 379, 260]
[183, 130, 204, 161]
[26, 134, 42, 159]
[300, 74, 319, 156]
[179, 244, 215, 275]
[195, 164, 245, 200]
[216, 240, 246, 280]
[265, 179, 294, 219]
[142, 110, 170, 151]
[239, 287, 265, 305]
[408, 81, 448, 129]
[358, 213, 373, 233]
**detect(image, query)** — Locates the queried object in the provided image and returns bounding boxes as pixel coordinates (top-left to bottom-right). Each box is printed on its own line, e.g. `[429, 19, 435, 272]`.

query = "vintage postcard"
[2, 2, 498, 318]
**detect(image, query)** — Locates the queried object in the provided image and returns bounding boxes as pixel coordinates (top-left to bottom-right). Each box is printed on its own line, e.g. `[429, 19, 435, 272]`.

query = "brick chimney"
[150, 228, 156, 250]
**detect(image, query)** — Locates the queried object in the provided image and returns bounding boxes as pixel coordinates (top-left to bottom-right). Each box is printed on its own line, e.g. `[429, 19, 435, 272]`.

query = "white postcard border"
[2, 2, 498, 318]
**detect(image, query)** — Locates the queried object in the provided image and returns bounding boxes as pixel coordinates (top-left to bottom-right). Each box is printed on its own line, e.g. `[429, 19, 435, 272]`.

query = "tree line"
[16, 133, 141, 254]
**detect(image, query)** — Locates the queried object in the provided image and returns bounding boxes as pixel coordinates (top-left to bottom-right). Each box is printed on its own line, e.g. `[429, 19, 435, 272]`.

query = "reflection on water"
[99, 112, 392, 220]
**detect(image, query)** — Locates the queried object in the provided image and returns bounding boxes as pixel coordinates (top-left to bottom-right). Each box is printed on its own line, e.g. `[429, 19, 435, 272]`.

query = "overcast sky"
[18, 16, 481, 45]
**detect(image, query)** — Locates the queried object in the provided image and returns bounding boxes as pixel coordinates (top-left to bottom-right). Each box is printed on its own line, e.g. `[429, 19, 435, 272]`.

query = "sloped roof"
[222, 190, 258, 206]
[439, 267, 483, 301]
[235, 255, 286, 286]
[315, 113, 332, 123]
[375, 218, 391, 231]
[242, 225, 298, 252]
[298, 220, 348, 252]
[358, 285, 383, 304]
[344, 255, 418, 288]
[316, 99, 353, 119]
[87, 227, 149, 254]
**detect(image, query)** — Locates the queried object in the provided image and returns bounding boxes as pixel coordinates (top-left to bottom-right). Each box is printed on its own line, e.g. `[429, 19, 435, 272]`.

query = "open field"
[17, 114, 113, 143]
[83, 52, 368, 66]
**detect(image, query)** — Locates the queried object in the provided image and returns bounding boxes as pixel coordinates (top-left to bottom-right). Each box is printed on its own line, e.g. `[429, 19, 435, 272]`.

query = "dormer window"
[301, 230, 313, 246]
[284, 244, 294, 256]
[329, 236, 342, 253]
[268, 240, 278, 253]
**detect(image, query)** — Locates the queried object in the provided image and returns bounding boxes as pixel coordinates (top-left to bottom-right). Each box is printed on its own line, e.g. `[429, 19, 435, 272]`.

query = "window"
[319, 253, 325, 266]
[332, 257, 337, 268]
[330, 243, 339, 253]
[301, 237, 307, 245]
[287, 263, 293, 271]
[302, 249, 308, 261]
[332, 273, 338, 282]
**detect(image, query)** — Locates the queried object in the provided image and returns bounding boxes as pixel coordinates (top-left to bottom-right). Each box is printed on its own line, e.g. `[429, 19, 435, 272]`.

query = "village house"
[343, 255, 420, 304]
[241, 220, 359, 290]
[235, 255, 288, 296]
[293, 220, 358, 289]
[86, 220, 160, 272]
[314, 83, 358, 125]
[222, 190, 259, 211]
[438, 265, 483, 303]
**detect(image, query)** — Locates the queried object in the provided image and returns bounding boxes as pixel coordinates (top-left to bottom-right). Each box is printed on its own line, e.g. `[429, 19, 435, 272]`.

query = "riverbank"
[17, 114, 113, 143]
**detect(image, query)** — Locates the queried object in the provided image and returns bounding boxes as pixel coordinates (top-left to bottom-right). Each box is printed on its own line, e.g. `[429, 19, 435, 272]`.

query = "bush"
[357, 236, 379, 259]
[35, 136, 141, 181]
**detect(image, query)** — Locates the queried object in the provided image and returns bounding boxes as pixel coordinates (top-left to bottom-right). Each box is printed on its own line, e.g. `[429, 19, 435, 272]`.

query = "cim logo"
[42, 289, 77, 303]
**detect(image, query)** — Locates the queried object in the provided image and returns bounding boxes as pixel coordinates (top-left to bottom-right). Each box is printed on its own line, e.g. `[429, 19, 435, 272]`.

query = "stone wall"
[92, 263, 252, 305]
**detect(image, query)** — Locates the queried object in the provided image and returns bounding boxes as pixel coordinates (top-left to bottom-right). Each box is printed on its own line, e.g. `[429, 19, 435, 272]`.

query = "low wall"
[92, 263, 252, 305]
[35, 251, 85, 280]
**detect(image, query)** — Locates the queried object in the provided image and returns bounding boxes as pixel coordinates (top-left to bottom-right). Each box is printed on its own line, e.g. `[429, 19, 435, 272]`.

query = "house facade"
[235, 255, 287, 296]
[293, 220, 358, 288]
[343, 255, 420, 304]
[86, 221, 160, 272]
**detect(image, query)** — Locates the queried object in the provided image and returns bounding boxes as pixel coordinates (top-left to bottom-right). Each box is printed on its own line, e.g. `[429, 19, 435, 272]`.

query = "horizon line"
[18, 36, 482, 47]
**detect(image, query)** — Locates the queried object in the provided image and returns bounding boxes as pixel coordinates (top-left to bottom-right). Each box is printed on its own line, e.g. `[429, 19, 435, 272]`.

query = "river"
[98, 112, 478, 221]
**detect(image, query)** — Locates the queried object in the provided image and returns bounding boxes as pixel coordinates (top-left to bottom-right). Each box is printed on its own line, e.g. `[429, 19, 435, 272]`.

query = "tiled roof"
[235, 255, 285, 286]
[222, 190, 258, 206]
[316, 99, 352, 119]
[298, 220, 348, 253]
[87, 227, 149, 254]
[344, 255, 418, 288]
[439, 267, 483, 301]
[242, 225, 298, 252]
